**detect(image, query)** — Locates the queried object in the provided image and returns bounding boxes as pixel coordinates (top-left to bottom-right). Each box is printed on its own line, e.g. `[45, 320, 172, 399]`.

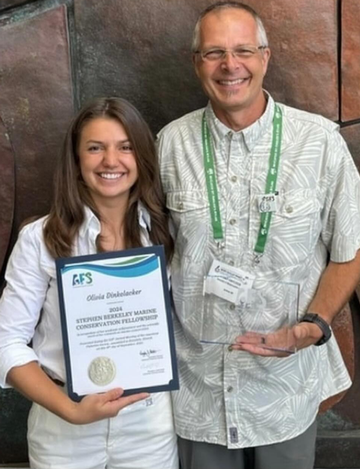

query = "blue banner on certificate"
[56, 245, 179, 401]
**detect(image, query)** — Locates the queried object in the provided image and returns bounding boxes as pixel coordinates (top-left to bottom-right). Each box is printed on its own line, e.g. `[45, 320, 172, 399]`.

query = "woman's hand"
[67, 388, 149, 424]
[7, 362, 149, 424]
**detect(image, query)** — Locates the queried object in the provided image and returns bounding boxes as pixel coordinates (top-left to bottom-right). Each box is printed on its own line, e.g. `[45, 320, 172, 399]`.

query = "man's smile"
[216, 77, 250, 86]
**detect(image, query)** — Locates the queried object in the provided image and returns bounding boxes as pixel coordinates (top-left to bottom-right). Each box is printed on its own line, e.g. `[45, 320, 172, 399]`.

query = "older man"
[158, 2, 360, 468]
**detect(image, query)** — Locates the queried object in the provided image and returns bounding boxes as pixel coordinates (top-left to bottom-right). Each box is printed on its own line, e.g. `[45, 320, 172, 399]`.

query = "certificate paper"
[56, 246, 179, 401]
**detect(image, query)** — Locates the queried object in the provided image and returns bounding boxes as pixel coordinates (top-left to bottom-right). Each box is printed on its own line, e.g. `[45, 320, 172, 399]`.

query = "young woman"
[0, 97, 178, 469]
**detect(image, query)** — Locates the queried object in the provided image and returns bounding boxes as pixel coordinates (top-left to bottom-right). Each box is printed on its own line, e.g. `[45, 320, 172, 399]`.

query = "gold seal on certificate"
[88, 357, 116, 386]
[56, 245, 179, 401]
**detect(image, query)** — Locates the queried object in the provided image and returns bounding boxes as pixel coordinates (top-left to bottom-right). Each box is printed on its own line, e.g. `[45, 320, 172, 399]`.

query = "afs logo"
[72, 272, 93, 287]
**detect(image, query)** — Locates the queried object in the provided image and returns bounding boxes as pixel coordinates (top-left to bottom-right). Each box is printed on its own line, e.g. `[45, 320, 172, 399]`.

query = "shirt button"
[227, 386, 234, 393]
[229, 218, 236, 225]
[285, 205, 293, 213]
[229, 304, 236, 310]
[231, 175, 237, 183]
[177, 202, 184, 210]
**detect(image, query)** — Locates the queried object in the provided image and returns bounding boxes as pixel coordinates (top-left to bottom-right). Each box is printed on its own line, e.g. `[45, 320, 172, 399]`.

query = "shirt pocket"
[166, 190, 210, 264]
[267, 190, 320, 267]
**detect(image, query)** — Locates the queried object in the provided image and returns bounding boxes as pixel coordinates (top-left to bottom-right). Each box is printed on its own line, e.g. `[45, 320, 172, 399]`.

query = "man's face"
[194, 9, 270, 123]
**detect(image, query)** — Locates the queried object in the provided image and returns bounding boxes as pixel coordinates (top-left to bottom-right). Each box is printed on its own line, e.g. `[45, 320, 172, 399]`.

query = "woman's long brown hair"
[43, 97, 173, 261]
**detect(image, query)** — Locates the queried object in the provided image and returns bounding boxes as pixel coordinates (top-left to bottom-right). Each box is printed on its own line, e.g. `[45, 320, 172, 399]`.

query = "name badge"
[203, 260, 255, 305]
[258, 193, 278, 213]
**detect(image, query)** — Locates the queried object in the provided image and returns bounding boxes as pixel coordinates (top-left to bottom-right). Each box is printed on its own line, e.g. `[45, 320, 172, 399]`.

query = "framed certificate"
[56, 245, 179, 401]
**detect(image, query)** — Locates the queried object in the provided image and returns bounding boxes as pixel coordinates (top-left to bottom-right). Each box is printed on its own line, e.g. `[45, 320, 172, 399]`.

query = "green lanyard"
[202, 104, 283, 254]
[254, 105, 283, 254]
[202, 112, 224, 240]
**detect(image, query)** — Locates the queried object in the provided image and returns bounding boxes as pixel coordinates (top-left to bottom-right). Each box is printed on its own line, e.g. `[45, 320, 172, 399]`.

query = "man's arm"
[293, 250, 360, 347]
[234, 250, 360, 356]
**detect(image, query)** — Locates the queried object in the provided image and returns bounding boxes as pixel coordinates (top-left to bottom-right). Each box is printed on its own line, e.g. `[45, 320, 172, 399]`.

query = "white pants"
[28, 392, 178, 469]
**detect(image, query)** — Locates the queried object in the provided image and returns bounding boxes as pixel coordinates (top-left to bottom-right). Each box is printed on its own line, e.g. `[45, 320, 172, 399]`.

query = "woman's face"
[78, 117, 138, 209]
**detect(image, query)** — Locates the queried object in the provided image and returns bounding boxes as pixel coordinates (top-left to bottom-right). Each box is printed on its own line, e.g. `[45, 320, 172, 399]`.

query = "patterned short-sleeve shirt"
[157, 94, 360, 448]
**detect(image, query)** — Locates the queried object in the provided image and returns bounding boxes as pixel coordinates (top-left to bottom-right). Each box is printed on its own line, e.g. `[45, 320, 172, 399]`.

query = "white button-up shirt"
[157, 94, 360, 448]
[0, 205, 152, 387]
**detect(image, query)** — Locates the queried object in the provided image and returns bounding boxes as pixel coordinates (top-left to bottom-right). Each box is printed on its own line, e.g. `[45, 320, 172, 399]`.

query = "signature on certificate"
[140, 349, 161, 358]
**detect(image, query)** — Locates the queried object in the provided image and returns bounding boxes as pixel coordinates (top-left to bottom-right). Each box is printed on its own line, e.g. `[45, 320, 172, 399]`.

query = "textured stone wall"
[0, 0, 359, 466]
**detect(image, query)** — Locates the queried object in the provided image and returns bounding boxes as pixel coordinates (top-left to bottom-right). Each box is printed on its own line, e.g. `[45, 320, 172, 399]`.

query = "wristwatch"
[301, 313, 332, 346]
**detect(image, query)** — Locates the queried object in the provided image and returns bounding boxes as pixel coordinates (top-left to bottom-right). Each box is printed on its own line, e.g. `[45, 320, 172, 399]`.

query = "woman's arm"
[8, 362, 149, 424]
[0, 223, 49, 388]
[1, 222, 148, 422]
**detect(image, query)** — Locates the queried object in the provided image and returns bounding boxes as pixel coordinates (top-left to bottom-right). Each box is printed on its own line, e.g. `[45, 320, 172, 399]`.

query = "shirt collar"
[79, 205, 101, 239]
[137, 201, 152, 230]
[79, 202, 151, 239]
[204, 91, 275, 153]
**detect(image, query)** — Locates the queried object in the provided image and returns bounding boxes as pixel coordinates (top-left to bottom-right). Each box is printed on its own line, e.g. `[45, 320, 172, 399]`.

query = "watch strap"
[301, 312, 332, 346]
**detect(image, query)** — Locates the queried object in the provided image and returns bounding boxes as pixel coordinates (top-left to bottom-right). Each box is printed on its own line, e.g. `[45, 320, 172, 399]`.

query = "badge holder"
[200, 279, 299, 353]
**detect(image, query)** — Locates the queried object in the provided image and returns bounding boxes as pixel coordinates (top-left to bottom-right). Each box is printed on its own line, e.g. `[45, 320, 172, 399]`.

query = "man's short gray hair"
[191, 1, 269, 53]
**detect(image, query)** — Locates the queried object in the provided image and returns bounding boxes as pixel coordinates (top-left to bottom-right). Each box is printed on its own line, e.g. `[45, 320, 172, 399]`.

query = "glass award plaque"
[200, 279, 299, 353]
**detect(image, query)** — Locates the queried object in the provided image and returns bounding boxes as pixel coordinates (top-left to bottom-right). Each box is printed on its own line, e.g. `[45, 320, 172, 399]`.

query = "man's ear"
[262, 47, 271, 76]
[193, 54, 201, 78]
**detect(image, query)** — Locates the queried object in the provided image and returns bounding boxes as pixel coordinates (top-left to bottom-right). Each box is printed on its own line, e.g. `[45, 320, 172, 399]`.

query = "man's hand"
[231, 321, 324, 357]
[231, 251, 360, 357]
